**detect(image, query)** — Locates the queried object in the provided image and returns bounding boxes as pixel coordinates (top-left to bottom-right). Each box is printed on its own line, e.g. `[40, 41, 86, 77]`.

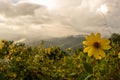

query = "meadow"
[0, 33, 120, 80]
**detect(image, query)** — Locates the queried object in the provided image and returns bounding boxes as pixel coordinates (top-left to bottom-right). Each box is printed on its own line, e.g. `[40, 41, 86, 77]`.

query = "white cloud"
[0, 0, 120, 40]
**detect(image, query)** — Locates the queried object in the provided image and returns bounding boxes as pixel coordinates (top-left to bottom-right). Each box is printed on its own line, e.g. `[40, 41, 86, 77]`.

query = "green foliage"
[0, 39, 120, 80]
[110, 33, 120, 48]
[110, 33, 120, 44]
[83, 62, 93, 74]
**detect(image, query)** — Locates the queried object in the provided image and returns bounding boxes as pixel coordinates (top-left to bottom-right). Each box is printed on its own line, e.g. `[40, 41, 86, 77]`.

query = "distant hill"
[28, 35, 85, 50]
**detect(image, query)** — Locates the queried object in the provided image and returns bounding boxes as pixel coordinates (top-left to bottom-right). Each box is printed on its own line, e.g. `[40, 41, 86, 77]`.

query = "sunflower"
[82, 33, 111, 59]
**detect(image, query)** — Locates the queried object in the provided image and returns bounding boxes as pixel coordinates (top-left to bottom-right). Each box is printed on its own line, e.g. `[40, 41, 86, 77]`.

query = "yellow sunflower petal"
[82, 41, 87, 45]
[98, 56, 102, 60]
[88, 48, 94, 57]
[82, 41, 93, 46]
[101, 45, 111, 50]
[83, 47, 91, 53]
[85, 36, 90, 40]
[98, 49, 106, 58]
[85, 35, 94, 41]
[90, 33, 95, 37]
[101, 38, 110, 45]
[93, 49, 100, 59]
[96, 33, 101, 39]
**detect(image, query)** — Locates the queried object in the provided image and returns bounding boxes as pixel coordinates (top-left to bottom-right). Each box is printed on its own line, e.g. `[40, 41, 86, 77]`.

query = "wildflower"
[16, 57, 21, 61]
[0, 45, 2, 49]
[41, 67, 48, 71]
[66, 48, 72, 51]
[0, 67, 3, 71]
[1, 40, 7, 44]
[83, 33, 111, 59]
[13, 73, 17, 78]
[118, 52, 120, 58]
[9, 49, 14, 55]
[10, 57, 13, 60]
[47, 48, 51, 55]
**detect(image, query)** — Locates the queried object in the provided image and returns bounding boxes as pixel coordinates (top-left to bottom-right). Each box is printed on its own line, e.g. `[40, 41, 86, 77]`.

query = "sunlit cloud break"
[97, 4, 108, 14]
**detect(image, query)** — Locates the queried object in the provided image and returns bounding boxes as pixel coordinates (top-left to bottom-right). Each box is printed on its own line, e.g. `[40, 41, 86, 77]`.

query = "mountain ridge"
[27, 35, 85, 50]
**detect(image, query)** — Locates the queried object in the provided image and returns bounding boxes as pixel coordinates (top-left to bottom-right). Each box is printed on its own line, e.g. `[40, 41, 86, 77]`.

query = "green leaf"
[79, 72, 92, 80]
[83, 62, 93, 74]
[84, 74, 93, 80]
[79, 72, 88, 80]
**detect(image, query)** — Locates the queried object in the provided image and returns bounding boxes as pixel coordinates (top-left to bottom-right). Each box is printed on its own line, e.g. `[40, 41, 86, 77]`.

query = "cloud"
[0, 0, 120, 40]
[54, 0, 120, 36]
[0, 0, 41, 17]
[0, 24, 24, 40]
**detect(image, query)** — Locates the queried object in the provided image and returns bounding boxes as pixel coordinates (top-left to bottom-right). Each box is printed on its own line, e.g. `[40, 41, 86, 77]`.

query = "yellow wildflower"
[13, 73, 17, 78]
[16, 57, 21, 61]
[66, 48, 72, 51]
[41, 67, 48, 71]
[83, 33, 111, 59]
[47, 48, 51, 54]
[1, 40, 7, 44]
[118, 52, 120, 58]
[0, 67, 3, 71]
[9, 49, 14, 55]
[0, 45, 2, 49]
[10, 57, 13, 60]
[57, 69, 62, 73]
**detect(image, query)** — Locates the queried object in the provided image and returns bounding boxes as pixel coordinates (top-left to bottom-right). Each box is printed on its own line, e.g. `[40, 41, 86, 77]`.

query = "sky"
[0, 0, 120, 40]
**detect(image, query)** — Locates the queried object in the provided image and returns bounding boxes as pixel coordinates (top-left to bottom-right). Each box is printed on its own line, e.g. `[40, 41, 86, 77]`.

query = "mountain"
[28, 35, 85, 50]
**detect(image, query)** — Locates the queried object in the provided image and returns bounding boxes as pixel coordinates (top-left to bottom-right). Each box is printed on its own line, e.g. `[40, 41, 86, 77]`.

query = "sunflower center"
[93, 42, 100, 48]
